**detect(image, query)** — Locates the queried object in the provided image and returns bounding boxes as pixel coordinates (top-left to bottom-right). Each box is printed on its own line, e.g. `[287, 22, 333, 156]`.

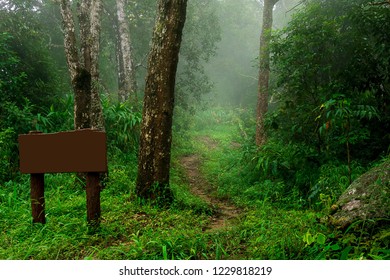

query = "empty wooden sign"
[19, 129, 107, 174]
[18, 129, 107, 226]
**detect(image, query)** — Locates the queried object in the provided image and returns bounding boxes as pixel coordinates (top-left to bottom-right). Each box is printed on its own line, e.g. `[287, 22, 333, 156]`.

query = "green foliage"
[270, 0, 389, 165]
[0, 99, 36, 184]
[0, 95, 74, 184]
[0, 4, 72, 184]
[0, 99, 34, 134]
[317, 93, 380, 166]
[308, 162, 353, 209]
[0, 106, 387, 260]
[103, 98, 142, 153]
[301, 218, 390, 260]
[176, 0, 221, 110]
[303, 230, 327, 247]
[0, 0, 388, 261]
[302, 230, 344, 260]
[0, 128, 17, 183]
[0, 32, 27, 103]
[238, 207, 320, 259]
[237, 138, 320, 207]
[103, 153, 135, 201]
[244, 180, 291, 207]
[0, 6, 63, 109]
[254, 141, 312, 182]
[33, 94, 74, 133]
[0, 172, 226, 260]
[318, 94, 379, 137]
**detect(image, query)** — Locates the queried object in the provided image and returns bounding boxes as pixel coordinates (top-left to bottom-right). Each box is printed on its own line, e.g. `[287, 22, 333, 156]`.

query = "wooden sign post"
[18, 129, 107, 226]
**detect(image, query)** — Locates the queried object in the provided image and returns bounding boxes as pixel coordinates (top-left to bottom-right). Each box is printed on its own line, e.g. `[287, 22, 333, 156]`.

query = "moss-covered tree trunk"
[136, 0, 188, 204]
[60, 0, 104, 130]
[256, 0, 278, 147]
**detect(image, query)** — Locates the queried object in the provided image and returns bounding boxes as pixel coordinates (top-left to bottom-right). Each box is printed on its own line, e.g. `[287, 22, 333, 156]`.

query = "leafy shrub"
[0, 99, 40, 183]
[303, 219, 390, 260]
[0, 32, 27, 105]
[270, 0, 389, 166]
[0, 128, 18, 183]
[1, 93, 73, 135]
[103, 98, 142, 153]
[251, 140, 319, 197]
[33, 94, 74, 133]
[0, 100, 35, 134]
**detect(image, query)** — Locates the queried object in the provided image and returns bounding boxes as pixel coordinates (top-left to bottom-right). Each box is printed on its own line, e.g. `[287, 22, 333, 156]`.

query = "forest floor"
[179, 136, 241, 232]
[1, 108, 388, 260]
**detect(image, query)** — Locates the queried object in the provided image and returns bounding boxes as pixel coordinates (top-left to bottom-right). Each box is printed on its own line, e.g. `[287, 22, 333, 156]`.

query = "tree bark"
[116, 0, 137, 103]
[89, 0, 105, 130]
[60, 0, 104, 130]
[256, 0, 278, 147]
[136, 0, 188, 204]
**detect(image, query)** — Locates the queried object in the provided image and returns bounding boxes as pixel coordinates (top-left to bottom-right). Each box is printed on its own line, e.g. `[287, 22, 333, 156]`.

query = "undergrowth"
[172, 108, 389, 260]
[0, 106, 388, 260]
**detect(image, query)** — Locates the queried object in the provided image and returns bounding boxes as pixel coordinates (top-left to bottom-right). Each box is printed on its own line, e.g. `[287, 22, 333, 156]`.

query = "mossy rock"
[329, 159, 390, 230]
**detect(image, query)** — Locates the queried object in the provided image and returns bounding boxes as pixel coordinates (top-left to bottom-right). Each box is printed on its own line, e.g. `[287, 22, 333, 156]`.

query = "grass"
[0, 172, 215, 260]
[0, 107, 388, 260]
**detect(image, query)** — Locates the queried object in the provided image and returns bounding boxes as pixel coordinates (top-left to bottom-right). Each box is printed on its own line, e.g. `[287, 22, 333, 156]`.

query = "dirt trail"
[179, 136, 241, 232]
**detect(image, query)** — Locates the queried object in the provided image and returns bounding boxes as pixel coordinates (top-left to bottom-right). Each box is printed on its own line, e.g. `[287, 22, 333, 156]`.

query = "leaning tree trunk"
[256, 0, 278, 147]
[60, 0, 104, 131]
[136, 0, 188, 204]
[116, 0, 137, 103]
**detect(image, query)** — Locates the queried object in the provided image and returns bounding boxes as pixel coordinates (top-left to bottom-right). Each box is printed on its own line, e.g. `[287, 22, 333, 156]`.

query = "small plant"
[317, 93, 380, 184]
[303, 230, 327, 247]
[303, 230, 344, 259]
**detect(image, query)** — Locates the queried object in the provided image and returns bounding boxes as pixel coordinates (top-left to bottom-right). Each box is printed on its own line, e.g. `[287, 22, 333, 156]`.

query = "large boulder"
[329, 159, 390, 230]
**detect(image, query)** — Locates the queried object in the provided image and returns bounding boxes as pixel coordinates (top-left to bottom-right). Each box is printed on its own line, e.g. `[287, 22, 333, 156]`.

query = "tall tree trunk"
[256, 0, 278, 146]
[89, 0, 104, 130]
[136, 0, 188, 204]
[116, 0, 137, 103]
[60, 0, 104, 130]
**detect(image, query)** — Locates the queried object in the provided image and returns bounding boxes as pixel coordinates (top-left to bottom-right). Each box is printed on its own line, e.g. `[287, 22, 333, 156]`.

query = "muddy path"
[179, 136, 241, 232]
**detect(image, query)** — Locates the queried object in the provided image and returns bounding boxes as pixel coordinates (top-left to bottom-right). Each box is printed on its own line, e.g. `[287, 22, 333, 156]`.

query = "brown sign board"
[19, 129, 107, 174]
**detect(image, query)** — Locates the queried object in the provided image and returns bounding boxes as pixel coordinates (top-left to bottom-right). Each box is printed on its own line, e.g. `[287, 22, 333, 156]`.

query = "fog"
[204, 0, 303, 108]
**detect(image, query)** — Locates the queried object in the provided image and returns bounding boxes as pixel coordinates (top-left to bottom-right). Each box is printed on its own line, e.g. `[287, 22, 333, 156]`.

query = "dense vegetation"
[0, 0, 389, 260]
[267, 0, 389, 204]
